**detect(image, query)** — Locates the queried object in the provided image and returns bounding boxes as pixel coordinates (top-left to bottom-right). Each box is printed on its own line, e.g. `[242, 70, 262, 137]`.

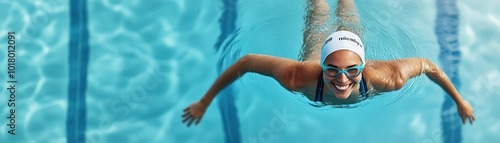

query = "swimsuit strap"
[359, 76, 368, 99]
[314, 72, 324, 102]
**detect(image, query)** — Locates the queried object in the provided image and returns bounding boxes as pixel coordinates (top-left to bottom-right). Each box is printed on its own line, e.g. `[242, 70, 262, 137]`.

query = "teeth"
[334, 84, 349, 90]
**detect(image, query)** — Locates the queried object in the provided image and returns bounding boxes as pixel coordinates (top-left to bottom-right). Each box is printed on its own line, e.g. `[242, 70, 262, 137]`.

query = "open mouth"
[331, 82, 353, 93]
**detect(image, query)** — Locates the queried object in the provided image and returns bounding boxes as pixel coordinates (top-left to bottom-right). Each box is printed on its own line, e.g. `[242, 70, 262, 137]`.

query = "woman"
[182, 0, 475, 127]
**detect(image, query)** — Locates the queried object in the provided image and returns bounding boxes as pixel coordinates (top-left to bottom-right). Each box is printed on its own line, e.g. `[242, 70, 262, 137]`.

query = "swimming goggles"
[322, 62, 364, 78]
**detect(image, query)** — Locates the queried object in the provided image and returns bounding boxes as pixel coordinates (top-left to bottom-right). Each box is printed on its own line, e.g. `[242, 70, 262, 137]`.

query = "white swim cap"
[320, 30, 365, 66]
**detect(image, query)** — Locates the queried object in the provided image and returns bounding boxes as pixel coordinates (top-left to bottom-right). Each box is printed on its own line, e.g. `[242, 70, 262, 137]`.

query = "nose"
[336, 72, 349, 83]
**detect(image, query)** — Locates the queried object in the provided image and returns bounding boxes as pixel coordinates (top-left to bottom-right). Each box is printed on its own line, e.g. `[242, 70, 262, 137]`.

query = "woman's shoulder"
[297, 61, 323, 77]
[284, 61, 322, 91]
[363, 60, 404, 93]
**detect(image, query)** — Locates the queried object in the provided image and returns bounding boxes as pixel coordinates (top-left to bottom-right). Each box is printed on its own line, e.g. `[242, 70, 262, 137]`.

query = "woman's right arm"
[182, 54, 308, 127]
[200, 54, 304, 106]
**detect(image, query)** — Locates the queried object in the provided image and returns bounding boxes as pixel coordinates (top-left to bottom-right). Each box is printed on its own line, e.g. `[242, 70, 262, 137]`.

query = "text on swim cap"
[339, 36, 363, 48]
[324, 37, 333, 45]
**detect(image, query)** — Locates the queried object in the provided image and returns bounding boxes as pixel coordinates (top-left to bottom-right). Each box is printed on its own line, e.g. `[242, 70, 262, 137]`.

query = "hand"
[457, 100, 475, 125]
[182, 101, 208, 127]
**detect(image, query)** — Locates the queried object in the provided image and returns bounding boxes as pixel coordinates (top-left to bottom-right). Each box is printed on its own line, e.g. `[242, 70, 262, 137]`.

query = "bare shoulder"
[363, 60, 406, 93]
[280, 61, 322, 91]
[242, 54, 321, 92]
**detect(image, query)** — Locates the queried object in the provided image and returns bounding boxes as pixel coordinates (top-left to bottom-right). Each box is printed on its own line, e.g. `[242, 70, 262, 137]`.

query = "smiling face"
[322, 50, 363, 99]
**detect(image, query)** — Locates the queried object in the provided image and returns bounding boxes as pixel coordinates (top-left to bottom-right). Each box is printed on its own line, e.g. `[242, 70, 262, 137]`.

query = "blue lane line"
[435, 0, 462, 142]
[215, 0, 241, 143]
[67, 0, 89, 142]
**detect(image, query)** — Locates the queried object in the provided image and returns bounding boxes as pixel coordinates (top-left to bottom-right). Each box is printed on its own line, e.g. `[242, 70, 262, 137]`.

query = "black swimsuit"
[314, 72, 369, 102]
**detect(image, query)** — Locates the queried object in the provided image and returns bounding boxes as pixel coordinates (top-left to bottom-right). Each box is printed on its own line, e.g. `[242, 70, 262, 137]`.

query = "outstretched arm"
[368, 58, 475, 124]
[182, 54, 304, 126]
[200, 54, 302, 106]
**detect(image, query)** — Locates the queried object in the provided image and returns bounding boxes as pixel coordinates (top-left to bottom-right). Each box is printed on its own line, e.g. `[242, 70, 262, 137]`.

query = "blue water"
[0, 0, 499, 142]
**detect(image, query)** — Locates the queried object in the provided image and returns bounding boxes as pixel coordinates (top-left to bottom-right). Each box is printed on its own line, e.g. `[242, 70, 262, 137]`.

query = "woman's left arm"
[371, 58, 475, 125]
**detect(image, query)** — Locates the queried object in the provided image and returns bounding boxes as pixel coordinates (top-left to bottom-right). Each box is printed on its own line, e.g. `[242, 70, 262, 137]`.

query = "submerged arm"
[399, 58, 464, 104]
[371, 58, 475, 124]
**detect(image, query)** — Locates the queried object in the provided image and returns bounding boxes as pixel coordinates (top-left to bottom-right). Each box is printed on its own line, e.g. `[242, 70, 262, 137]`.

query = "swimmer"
[182, 0, 474, 126]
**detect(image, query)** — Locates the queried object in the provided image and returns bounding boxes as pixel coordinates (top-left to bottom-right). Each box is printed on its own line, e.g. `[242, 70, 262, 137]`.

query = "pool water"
[0, 0, 499, 143]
